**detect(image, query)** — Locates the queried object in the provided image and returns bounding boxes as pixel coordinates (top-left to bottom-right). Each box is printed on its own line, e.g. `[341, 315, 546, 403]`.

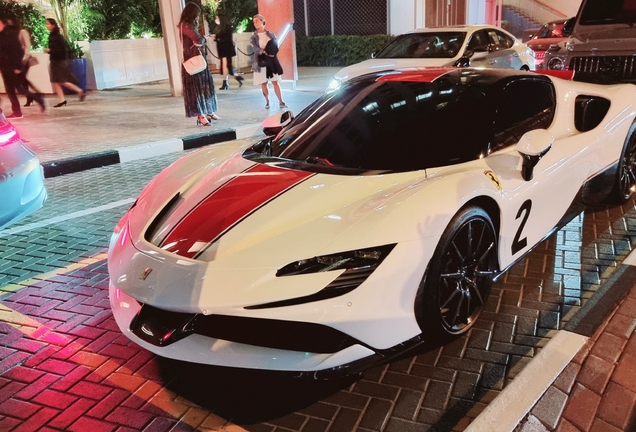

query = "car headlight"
[277, 244, 396, 276]
[327, 76, 342, 92]
[245, 244, 397, 310]
[547, 56, 565, 70]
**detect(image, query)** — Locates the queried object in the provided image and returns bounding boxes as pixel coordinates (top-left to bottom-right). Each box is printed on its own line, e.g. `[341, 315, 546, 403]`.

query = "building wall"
[388, 0, 425, 35]
[293, 0, 387, 36]
[292, 0, 580, 37]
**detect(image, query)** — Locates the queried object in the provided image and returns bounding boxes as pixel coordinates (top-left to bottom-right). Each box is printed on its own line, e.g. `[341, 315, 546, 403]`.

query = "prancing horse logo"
[140, 267, 153, 280]
[484, 170, 502, 191]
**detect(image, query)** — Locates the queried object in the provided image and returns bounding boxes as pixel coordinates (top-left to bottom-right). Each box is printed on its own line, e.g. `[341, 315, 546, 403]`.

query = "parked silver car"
[329, 25, 535, 90]
[0, 110, 47, 229]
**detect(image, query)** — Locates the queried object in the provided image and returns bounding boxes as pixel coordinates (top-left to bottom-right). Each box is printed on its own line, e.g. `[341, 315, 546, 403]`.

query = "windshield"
[375, 32, 466, 59]
[535, 22, 565, 38]
[260, 71, 498, 173]
[580, 0, 636, 25]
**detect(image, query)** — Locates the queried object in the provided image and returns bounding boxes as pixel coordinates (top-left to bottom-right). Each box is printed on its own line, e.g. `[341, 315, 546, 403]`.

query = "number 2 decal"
[511, 199, 532, 255]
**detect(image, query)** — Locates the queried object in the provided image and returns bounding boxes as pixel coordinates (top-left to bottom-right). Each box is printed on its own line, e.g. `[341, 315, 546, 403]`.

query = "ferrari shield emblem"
[484, 170, 502, 191]
[140, 267, 153, 281]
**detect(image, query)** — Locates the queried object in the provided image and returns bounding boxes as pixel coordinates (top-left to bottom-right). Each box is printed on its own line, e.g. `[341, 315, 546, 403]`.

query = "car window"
[268, 72, 497, 172]
[488, 30, 514, 50]
[580, 0, 636, 25]
[376, 32, 466, 59]
[467, 30, 489, 51]
[490, 79, 556, 152]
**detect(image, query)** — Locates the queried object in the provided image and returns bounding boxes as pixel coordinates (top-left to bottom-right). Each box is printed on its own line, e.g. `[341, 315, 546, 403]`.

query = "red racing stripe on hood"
[160, 164, 314, 259]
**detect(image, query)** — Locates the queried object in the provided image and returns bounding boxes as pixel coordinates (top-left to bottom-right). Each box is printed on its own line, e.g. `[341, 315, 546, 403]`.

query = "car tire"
[607, 121, 636, 204]
[415, 205, 498, 339]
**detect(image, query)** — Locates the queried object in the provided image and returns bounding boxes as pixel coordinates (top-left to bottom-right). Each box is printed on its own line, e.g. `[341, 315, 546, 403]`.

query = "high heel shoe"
[207, 113, 220, 121]
[53, 100, 67, 108]
[219, 80, 229, 90]
[24, 97, 33, 107]
[196, 115, 211, 126]
[234, 75, 244, 88]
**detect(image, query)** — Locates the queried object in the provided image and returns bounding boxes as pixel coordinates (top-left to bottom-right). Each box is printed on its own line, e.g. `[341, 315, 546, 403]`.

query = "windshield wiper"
[305, 156, 335, 166]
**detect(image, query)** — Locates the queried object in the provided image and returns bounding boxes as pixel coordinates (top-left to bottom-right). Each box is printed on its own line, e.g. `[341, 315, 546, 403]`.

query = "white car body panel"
[108, 69, 636, 374]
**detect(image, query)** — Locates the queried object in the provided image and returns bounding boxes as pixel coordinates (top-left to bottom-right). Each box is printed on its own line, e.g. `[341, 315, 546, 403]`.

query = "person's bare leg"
[261, 82, 270, 107]
[61, 82, 83, 95]
[221, 57, 228, 76]
[272, 81, 285, 106]
[53, 83, 65, 102]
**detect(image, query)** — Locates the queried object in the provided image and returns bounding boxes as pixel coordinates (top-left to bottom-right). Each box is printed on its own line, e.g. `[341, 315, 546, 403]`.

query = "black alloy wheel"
[416, 206, 498, 337]
[608, 122, 636, 204]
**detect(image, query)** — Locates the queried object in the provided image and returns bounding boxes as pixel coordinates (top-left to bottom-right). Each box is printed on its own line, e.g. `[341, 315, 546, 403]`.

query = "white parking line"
[0, 198, 135, 237]
[467, 250, 636, 431]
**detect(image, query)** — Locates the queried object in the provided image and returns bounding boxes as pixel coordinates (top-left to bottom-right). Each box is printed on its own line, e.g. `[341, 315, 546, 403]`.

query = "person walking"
[0, 17, 45, 118]
[44, 18, 85, 107]
[179, 2, 219, 126]
[214, 14, 244, 90]
[12, 17, 44, 109]
[250, 14, 286, 109]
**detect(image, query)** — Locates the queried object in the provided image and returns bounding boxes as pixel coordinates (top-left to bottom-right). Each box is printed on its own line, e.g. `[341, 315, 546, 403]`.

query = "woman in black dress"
[214, 14, 244, 90]
[178, 3, 219, 126]
[45, 18, 85, 107]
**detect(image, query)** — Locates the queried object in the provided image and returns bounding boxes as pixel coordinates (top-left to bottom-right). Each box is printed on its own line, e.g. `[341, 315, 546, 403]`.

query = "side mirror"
[516, 129, 554, 181]
[261, 110, 294, 137]
[371, 52, 375, 59]
[453, 55, 471, 67]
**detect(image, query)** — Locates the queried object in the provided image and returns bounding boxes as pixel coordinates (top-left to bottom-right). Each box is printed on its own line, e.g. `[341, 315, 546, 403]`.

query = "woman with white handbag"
[178, 2, 219, 126]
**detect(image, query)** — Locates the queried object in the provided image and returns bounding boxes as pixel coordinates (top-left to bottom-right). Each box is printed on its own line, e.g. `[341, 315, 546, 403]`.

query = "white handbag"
[180, 24, 207, 75]
[183, 51, 206, 75]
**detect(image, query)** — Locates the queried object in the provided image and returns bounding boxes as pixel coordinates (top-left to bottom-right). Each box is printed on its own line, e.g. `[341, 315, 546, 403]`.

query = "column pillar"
[257, 0, 298, 84]
[158, 0, 184, 96]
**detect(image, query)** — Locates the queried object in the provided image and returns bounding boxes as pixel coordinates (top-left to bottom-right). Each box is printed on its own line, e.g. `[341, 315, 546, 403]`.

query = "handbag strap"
[180, 23, 203, 56]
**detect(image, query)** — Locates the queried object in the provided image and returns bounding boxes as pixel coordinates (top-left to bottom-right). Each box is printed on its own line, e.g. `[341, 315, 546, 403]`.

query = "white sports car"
[328, 25, 535, 90]
[108, 68, 636, 377]
[0, 110, 47, 230]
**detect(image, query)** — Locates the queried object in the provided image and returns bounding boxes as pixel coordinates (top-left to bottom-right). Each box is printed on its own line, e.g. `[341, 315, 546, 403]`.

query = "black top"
[215, 24, 236, 58]
[48, 29, 69, 62]
[0, 25, 24, 71]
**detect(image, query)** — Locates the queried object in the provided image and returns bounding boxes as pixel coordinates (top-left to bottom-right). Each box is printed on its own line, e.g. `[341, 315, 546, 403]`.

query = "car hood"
[126, 142, 433, 268]
[111, 141, 442, 309]
[334, 58, 457, 81]
[572, 24, 636, 44]
[526, 37, 566, 51]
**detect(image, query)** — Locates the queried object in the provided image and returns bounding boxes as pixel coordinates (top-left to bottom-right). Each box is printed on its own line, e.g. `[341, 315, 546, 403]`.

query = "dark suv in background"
[544, 0, 636, 83]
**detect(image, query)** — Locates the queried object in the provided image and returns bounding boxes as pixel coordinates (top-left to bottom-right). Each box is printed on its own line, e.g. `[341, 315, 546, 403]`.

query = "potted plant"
[67, 39, 87, 93]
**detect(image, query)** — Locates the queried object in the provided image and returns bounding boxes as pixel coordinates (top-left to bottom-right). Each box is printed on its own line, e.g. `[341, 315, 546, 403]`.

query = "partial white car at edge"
[0, 110, 47, 230]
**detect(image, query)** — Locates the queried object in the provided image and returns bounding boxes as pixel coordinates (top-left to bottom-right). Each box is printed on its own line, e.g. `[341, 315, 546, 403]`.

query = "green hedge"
[296, 34, 395, 66]
[0, 2, 47, 51]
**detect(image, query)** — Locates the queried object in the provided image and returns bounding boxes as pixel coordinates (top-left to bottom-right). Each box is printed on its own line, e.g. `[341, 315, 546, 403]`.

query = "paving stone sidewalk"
[516, 280, 636, 432]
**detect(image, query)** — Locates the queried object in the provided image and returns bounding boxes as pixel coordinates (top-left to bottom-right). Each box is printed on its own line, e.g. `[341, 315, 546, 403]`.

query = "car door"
[485, 29, 522, 69]
[465, 30, 492, 68]
[483, 78, 592, 267]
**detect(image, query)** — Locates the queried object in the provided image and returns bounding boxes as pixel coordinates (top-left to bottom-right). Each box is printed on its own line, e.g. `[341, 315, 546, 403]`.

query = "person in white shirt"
[249, 14, 286, 109]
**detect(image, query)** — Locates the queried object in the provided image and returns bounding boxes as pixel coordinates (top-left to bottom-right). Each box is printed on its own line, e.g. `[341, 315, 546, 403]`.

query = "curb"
[467, 252, 636, 431]
[41, 123, 263, 178]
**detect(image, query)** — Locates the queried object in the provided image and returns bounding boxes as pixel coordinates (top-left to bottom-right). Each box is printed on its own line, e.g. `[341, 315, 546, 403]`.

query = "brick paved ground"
[2, 154, 636, 431]
[517, 281, 636, 432]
